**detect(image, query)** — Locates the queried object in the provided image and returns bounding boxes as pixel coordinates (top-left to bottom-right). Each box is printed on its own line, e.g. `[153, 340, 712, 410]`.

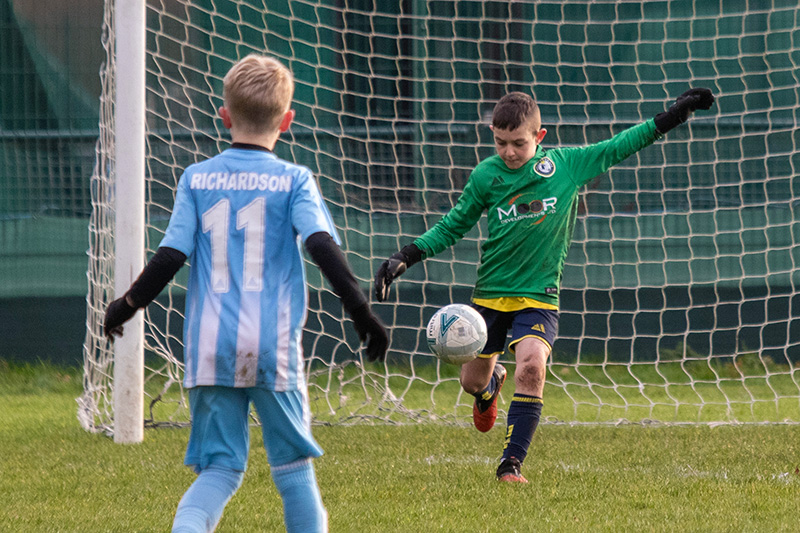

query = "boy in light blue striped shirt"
[105, 54, 388, 533]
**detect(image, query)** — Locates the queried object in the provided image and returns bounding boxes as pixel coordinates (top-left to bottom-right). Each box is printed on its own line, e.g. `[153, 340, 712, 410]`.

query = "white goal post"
[110, 0, 147, 444]
[80, 0, 800, 440]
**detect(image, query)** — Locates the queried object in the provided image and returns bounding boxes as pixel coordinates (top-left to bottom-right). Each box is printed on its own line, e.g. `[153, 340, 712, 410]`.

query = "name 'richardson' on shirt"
[190, 171, 293, 192]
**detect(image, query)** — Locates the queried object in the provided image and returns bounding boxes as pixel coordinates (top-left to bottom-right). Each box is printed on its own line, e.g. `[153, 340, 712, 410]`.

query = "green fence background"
[2, 0, 799, 363]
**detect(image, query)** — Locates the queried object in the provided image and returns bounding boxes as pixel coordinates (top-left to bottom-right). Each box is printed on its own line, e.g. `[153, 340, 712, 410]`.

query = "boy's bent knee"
[460, 375, 486, 394]
[460, 358, 496, 393]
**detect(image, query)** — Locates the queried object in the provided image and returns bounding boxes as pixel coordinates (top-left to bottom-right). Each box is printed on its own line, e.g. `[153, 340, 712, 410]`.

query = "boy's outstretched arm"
[373, 243, 424, 302]
[104, 246, 187, 339]
[563, 87, 716, 185]
[654, 88, 715, 134]
[305, 231, 389, 362]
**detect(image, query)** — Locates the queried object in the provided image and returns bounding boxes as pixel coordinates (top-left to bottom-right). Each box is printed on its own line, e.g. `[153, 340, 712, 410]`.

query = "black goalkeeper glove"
[104, 294, 138, 340]
[654, 88, 715, 134]
[350, 304, 389, 362]
[374, 244, 423, 302]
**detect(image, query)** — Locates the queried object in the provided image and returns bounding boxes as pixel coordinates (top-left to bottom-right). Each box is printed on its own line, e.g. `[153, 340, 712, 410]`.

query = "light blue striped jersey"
[159, 147, 340, 391]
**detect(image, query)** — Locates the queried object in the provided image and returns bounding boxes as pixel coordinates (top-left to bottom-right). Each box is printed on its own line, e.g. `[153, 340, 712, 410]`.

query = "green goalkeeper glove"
[654, 88, 715, 134]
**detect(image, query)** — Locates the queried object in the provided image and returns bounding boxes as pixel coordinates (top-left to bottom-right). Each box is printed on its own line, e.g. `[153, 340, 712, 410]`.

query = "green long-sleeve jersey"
[414, 119, 662, 309]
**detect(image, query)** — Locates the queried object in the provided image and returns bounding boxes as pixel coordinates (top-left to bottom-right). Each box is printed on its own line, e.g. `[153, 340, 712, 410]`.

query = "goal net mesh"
[80, 0, 800, 434]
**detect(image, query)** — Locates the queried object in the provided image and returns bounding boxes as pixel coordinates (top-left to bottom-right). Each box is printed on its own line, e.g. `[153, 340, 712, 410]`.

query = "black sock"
[472, 373, 498, 408]
[501, 394, 543, 464]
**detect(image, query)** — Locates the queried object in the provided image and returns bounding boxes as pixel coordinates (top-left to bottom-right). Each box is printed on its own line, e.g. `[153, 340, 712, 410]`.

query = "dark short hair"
[492, 92, 541, 132]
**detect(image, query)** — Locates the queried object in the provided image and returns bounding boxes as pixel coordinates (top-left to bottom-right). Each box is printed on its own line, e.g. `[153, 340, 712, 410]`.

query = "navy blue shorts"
[472, 304, 559, 358]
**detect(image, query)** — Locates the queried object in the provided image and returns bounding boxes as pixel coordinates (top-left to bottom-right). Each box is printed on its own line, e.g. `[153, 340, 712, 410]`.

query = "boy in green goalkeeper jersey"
[374, 88, 715, 482]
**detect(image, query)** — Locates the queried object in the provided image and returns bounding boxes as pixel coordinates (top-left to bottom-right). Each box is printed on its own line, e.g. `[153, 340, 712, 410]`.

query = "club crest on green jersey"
[534, 157, 555, 177]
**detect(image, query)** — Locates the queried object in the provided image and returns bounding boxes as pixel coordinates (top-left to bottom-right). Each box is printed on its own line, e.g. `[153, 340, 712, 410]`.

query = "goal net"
[80, 0, 800, 436]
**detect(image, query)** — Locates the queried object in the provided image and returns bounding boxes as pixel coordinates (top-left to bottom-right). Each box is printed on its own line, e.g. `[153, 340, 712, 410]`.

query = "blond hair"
[223, 54, 294, 134]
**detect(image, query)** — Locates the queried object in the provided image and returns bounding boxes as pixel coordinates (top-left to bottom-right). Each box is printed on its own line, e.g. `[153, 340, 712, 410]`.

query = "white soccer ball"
[426, 303, 488, 365]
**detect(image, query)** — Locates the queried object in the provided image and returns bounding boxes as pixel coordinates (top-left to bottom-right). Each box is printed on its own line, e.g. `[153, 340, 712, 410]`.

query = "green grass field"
[2, 361, 799, 532]
[304, 353, 800, 426]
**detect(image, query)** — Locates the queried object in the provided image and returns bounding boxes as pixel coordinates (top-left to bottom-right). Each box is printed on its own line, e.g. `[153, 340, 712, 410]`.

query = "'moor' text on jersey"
[497, 196, 557, 224]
